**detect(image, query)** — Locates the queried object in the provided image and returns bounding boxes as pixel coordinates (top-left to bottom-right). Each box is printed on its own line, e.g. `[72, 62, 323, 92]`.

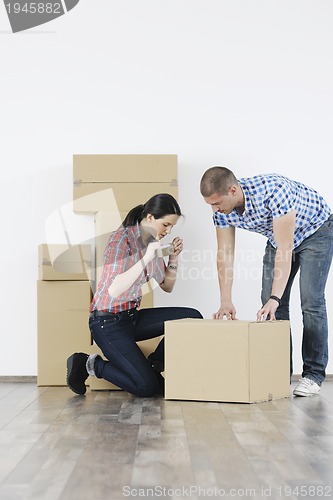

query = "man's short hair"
[200, 166, 238, 197]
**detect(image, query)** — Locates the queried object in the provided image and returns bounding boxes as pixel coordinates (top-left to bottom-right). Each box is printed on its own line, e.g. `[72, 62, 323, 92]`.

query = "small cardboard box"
[38, 244, 92, 281]
[73, 154, 178, 214]
[164, 319, 290, 403]
[37, 280, 92, 386]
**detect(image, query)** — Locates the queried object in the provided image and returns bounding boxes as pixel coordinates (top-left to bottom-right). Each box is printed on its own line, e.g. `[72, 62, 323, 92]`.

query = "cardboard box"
[89, 337, 162, 390]
[37, 280, 92, 386]
[73, 182, 178, 214]
[164, 319, 290, 403]
[38, 244, 92, 281]
[73, 154, 178, 214]
[73, 154, 178, 183]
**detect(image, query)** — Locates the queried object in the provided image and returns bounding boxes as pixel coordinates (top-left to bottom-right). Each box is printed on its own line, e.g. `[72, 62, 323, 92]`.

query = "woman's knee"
[133, 377, 160, 398]
[181, 307, 203, 319]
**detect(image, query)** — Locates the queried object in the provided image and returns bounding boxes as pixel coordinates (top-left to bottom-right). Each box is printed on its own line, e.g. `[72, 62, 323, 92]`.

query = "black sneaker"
[66, 352, 89, 395]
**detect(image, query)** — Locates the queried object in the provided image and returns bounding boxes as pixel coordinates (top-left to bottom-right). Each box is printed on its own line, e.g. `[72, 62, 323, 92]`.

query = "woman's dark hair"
[122, 193, 182, 227]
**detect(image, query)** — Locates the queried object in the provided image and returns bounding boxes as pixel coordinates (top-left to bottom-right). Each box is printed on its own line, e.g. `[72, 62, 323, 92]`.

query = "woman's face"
[143, 214, 180, 240]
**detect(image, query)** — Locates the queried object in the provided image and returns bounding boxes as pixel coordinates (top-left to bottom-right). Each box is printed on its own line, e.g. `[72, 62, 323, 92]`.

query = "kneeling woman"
[67, 193, 202, 397]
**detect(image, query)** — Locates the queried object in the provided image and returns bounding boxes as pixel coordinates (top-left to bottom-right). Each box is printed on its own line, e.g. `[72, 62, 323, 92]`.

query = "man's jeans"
[89, 306, 203, 397]
[261, 215, 333, 385]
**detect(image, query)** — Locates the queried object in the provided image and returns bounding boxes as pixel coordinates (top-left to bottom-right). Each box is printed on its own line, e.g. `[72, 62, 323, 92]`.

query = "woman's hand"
[170, 237, 183, 256]
[160, 238, 183, 293]
[143, 241, 161, 265]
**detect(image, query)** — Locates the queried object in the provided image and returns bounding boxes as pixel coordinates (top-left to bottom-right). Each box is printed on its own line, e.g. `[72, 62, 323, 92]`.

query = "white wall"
[1, 0, 332, 376]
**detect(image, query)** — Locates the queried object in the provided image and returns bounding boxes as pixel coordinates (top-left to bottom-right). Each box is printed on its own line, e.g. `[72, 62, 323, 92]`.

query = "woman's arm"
[108, 241, 160, 298]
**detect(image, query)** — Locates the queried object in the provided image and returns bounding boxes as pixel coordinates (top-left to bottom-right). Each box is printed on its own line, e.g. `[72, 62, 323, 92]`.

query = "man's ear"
[228, 185, 238, 196]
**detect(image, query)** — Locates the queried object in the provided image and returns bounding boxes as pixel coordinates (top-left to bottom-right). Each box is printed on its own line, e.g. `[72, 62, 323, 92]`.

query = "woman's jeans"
[261, 215, 333, 385]
[89, 306, 203, 397]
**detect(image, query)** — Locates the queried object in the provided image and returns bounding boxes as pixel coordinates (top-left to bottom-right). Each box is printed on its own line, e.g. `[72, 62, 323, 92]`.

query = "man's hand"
[213, 301, 237, 320]
[257, 298, 279, 321]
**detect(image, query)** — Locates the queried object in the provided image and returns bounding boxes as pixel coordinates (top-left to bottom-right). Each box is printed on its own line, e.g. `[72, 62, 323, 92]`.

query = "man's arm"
[257, 210, 296, 321]
[214, 226, 237, 319]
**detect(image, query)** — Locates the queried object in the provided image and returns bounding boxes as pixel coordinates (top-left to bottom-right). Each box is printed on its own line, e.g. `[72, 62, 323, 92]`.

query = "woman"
[67, 193, 202, 397]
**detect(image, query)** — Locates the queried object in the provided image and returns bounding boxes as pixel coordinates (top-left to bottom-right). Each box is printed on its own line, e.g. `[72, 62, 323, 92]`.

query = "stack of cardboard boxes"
[37, 154, 178, 389]
[37, 244, 92, 386]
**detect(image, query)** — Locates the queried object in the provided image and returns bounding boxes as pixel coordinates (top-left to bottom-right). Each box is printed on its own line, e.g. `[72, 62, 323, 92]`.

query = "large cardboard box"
[164, 319, 290, 403]
[38, 244, 92, 281]
[73, 154, 178, 214]
[37, 280, 92, 386]
[89, 337, 162, 390]
[73, 154, 178, 183]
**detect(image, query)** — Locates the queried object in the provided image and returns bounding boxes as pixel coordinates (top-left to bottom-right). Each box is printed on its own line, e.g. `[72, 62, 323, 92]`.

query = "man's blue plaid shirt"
[213, 174, 331, 249]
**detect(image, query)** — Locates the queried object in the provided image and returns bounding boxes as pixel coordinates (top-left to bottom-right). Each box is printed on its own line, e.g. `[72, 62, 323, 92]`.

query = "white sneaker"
[293, 377, 321, 397]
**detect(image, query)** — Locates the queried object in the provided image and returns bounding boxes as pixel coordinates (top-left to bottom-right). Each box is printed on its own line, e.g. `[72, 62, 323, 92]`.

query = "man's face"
[203, 190, 236, 215]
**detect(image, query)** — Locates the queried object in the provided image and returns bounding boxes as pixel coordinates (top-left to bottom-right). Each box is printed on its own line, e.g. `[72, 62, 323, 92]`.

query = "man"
[200, 166, 333, 397]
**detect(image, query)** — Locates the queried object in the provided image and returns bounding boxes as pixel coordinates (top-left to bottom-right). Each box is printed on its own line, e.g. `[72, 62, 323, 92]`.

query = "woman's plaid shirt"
[90, 223, 165, 313]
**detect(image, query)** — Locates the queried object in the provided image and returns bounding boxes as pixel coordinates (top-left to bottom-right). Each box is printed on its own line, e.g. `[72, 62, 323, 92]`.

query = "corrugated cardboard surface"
[73, 182, 178, 214]
[37, 281, 92, 386]
[73, 154, 178, 183]
[164, 319, 290, 403]
[73, 154, 178, 214]
[38, 244, 92, 281]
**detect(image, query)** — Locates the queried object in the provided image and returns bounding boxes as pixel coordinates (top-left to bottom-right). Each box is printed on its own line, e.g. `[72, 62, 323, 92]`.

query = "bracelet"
[269, 295, 281, 305]
[168, 264, 178, 270]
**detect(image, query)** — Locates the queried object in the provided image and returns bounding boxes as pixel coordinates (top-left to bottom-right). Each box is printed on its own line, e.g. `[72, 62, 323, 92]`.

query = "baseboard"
[0, 376, 37, 383]
[1, 374, 333, 384]
[291, 374, 333, 381]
